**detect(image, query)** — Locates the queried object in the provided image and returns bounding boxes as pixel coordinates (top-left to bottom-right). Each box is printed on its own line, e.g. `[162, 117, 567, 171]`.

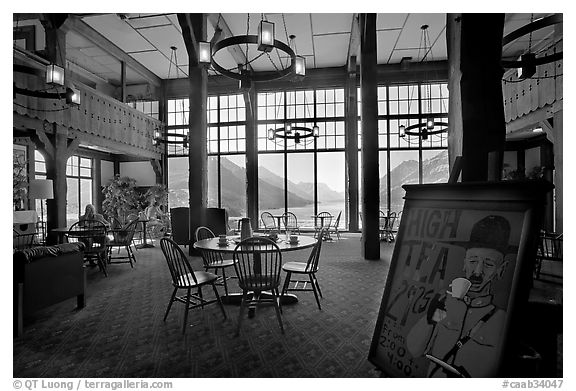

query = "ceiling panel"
[311, 13, 352, 34]
[130, 50, 178, 79]
[83, 14, 155, 53]
[66, 31, 94, 49]
[377, 29, 402, 64]
[395, 13, 446, 60]
[313, 34, 349, 68]
[126, 14, 172, 29]
[377, 13, 408, 30]
[137, 24, 187, 67]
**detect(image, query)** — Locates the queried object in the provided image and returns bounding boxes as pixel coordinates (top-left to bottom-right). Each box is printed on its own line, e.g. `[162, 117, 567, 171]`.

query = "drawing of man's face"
[463, 247, 506, 293]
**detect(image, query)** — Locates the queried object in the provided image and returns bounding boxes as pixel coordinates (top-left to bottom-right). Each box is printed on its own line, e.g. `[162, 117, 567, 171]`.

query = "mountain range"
[167, 150, 448, 216]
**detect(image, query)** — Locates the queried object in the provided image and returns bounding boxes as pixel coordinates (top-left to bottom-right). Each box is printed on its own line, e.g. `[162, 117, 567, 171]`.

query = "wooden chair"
[126, 213, 142, 250]
[160, 238, 227, 334]
[314, 212, 332, 240]
[67, 220, 108, 277]
[194, 226, 237, 295]
[107, 219, 138, 267]
[282, 211, 300, 235]
[13, 228, 36, 251]
[260, 211, 276, 233]
[329, 211, 342, 240]
[534, 231, 563, 282]
[281, 229, 325, 310]
[233, 237, 284, 335]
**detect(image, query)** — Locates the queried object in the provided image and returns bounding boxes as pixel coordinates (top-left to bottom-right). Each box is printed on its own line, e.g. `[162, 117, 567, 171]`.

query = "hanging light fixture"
[501, 14, 562, 80]
[399, 24, 448, 142]
[210, 14, 304, 84]
[198, 41, 212, 65]
[268, 90, 319, 146]
[46, 63, 65, 85]
[154, 46, 189, 150]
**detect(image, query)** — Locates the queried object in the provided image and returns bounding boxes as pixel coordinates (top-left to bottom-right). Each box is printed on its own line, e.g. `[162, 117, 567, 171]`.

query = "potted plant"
[102, 175, 139, 225]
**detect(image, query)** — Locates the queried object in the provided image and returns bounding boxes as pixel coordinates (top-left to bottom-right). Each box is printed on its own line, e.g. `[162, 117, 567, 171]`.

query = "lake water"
[264, 200, 346, 229]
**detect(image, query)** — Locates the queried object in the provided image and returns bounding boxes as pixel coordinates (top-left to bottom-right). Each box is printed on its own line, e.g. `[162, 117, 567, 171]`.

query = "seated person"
[143, 203, 168, 238]
[79, 204, 110, 228]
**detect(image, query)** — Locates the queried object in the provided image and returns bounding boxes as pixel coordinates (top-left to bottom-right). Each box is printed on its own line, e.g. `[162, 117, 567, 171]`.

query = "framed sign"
[368, 181, 552, 377]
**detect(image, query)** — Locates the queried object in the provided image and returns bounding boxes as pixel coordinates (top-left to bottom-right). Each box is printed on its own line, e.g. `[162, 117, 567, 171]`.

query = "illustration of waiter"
[406, 215, 516, 377]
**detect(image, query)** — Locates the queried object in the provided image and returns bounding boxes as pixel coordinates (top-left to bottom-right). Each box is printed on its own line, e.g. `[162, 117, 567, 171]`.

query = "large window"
[165, 81, 448, 231]
[256, 88, 347, 229]
[66, 156, 93, 226]
[167, 94, 248, 216]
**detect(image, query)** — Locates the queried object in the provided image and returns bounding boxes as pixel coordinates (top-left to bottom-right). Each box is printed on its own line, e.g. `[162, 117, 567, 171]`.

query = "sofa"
[13, 242, 86, 337]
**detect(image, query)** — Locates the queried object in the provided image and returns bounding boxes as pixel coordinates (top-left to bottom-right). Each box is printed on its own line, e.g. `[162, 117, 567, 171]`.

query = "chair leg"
[281, 272, 292, 296]
[182, 288, 192, 334]
[222, 267, 229, 296]
[98, 254, 108, 277]
[164, 288, 178, 321]
[271, 289, 285, 334]
[309, 274, 322, 310]
[126, 245, 134, 268]
[313, 273, 323, 298]
[236, 290, 249, 337]
[198, 287, 204, 309]
[211, 283, 227, 320]
[275, 288, 283, 314]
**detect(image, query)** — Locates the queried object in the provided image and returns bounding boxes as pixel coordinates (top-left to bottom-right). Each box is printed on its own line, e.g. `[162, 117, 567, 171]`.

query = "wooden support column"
[359, 14, 380, 260]
[179, 13, 208, 248]
[345, 56, 359, 232]
[447, 14, 506, 181]
[93, 157, 103, 213]
[244, 87, 259, 229]
[34, 124, 80, 244]
[553, 109, 562, 232]
[120, 61, 127, 103]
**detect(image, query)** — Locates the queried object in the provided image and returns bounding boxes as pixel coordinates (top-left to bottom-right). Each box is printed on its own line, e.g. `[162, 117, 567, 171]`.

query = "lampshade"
[29, 179, 54, 200]
[199, 41, 211, 64]
[258, 20, 275, 52]
[66, 86, 81, 105]
[295, 56, 306, 77]
[46, 64, 64, 86]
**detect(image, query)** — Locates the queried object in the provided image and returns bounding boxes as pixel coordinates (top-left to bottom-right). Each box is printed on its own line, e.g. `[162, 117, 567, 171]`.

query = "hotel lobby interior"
[12, 12, 563, 379]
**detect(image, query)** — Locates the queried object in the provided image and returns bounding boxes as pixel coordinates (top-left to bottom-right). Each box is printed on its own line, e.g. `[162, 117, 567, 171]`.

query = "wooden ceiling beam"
[347, 13, 360, 73]
[62, 15, 161, 87]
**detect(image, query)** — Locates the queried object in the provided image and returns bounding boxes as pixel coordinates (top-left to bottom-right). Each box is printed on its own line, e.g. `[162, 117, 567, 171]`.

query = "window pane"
[317, 152, 346, 229]
[258, 153, 285, 229]
[220, 155, 246, 217]
[167, 157, 189, 208]
[389, 151, 419, 213]
[66, 178, 79, 226]
[287, 153, 314, 228]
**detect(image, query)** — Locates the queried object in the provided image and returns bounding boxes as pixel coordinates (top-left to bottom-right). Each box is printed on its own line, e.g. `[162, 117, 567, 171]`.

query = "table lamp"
[29, 179, 54, 243]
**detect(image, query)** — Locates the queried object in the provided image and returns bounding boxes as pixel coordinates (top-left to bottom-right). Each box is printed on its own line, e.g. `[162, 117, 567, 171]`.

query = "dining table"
[136, 218, 155, 248]
[193, 234, 317, 316]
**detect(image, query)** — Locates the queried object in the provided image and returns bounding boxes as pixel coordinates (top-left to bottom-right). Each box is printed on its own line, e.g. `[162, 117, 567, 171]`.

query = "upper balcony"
[13, 48, 163, 160]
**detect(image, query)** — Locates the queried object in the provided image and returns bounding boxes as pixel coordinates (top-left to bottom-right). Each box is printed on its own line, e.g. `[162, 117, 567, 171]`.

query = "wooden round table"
[193, 234, 317, 312]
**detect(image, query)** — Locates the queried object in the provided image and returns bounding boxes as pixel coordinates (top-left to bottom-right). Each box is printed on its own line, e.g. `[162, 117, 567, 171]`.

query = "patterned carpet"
[14, 234, 394, 378]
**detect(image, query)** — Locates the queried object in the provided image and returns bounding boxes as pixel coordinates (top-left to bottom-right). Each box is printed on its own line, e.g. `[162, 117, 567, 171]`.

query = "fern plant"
[102, 175, 139, 224]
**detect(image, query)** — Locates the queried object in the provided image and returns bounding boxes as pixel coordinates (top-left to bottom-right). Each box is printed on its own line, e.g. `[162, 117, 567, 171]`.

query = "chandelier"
[267, 89, 319, 146]
[399, 24, 448, 142]
[201, 14, 305, 87]
[501, 14, 562, 80]
[153, 46, 188, 150]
